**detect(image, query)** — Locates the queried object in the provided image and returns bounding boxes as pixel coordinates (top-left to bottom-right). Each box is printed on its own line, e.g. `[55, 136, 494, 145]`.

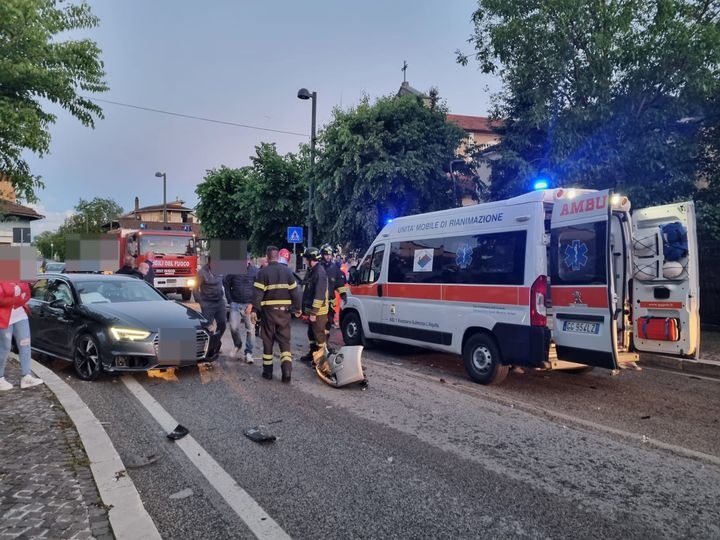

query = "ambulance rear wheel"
[341, 312, 364, 346]
[463, 334, 508, 385]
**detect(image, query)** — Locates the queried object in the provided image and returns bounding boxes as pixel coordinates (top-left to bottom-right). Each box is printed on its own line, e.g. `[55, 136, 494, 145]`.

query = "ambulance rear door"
[631, 201, 699, 358]
[550, 190, 618, 369]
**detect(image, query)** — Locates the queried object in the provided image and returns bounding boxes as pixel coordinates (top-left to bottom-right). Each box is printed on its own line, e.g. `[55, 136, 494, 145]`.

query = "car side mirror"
[49, 299, 73, 313]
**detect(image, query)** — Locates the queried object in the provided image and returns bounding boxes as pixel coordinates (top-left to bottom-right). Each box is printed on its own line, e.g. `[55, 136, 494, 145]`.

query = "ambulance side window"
[358, 245, 385, 284]
[550, 222, 607, 285]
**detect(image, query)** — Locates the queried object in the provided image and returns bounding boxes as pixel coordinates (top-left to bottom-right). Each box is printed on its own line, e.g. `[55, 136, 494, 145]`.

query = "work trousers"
[200, 300, 226, 339]
[260, 307, 292, 368]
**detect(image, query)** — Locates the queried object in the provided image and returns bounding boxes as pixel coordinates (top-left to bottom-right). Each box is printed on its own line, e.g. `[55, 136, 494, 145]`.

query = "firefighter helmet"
[278, 248, 291, 261]
[303, 247, 321, 261]
[320, 243, 335, 257]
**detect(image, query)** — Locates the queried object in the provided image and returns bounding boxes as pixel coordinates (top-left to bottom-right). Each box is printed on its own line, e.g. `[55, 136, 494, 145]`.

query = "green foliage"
[59, 197, 123, 234]
[241, 143, 308, 253]
[0, 0, 108, 202]
[458, 0, 720, 213]
[195, 166, 252, 240]
[33, 229, 62, 260]
[195, 145, 308, 253]
[313, 94, 466, 251]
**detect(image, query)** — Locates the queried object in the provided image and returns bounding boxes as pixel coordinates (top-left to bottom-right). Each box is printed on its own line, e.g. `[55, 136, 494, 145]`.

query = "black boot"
[262, 365, 273, 380]
[299, 352, 313, 363]
[281, 362, 292, 383]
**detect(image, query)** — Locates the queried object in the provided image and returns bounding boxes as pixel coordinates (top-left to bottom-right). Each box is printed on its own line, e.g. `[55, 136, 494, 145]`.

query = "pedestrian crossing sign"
[287, 227, 303, 244]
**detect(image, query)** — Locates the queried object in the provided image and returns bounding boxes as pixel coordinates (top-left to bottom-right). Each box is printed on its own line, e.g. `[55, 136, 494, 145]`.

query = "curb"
[640, 354, 720, 379]
[30, 360, 162, 540]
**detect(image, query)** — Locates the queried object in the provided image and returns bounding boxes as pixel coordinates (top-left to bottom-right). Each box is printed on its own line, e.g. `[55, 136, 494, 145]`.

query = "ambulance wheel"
[463, 334, 508, 386]
[341, 312, 364, 346]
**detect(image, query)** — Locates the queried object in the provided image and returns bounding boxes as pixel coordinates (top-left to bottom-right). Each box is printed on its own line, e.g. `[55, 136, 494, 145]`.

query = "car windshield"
[75, 279, 166, 304]
[139, 235, 194, 256]
[45, 263, 65, 272]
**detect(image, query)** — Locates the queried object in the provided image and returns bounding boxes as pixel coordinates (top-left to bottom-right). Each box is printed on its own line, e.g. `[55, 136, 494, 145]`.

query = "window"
[551, 222, 607, 285]
[31, 279, 49, 300]
[357, 245, 385, 284]
[12, 227, 31, 244]
[388, 231, 527, 285]
[46, 280, 74, 305]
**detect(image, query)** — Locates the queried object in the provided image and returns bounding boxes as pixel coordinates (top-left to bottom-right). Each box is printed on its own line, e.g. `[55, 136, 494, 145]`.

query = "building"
[103, 197, 201, 235]
[0, 178, 44, 245]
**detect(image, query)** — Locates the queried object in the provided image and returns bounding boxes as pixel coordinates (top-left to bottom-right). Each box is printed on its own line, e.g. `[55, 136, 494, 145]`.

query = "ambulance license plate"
[563, 321, 600, 334]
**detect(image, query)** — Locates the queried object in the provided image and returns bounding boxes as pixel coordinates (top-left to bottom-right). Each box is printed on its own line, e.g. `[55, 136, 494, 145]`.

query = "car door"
[28, 278, 50, 350]
[631, 201, 700, 358]
[550, 189, 618, 369]
[40, 278, 76, 358]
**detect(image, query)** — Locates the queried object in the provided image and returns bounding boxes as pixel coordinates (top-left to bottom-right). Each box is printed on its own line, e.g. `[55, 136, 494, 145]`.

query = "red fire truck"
[108, 228, 198, 301]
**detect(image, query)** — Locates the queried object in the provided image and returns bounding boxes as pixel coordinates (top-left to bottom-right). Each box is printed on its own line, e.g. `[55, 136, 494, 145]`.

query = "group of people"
[116, 251, 156, 284]
[0, 280, 45, 391]
[194, 243, 348, 384]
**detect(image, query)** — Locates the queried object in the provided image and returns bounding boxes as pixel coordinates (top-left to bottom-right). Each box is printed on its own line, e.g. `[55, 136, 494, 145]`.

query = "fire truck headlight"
[187, 278, 196, 288]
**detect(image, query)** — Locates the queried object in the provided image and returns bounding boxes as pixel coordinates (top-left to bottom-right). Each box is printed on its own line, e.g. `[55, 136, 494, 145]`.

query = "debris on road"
[169, 488, 193, 500]
[167, 424, 189, 441]
[244, 426, 276, 444]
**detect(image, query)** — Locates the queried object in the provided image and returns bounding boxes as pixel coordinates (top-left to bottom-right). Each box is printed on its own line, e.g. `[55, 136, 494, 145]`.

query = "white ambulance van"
[341, 188, 699, 385]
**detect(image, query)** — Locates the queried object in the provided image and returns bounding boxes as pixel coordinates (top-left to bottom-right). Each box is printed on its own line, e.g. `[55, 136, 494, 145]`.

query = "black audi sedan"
[28, 273, 218, 380]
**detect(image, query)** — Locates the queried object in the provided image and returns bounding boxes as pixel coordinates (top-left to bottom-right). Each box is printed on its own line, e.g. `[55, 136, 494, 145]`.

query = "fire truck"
[108, 228, 198, 301]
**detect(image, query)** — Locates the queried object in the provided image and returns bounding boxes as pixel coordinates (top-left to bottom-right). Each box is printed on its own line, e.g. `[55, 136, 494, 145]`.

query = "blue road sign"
[287, 227, 303, 244]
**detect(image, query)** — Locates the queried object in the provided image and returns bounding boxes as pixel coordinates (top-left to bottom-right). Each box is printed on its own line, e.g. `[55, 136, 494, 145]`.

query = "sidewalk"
[0, 360, 113, 539]
[640, 329, 720, 378]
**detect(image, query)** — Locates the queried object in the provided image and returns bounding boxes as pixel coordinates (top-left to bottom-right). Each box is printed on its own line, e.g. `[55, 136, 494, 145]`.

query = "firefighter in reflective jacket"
[319, 243, 348, 334]
[249, 246, 302, 382]
[300, 247, 330, 371]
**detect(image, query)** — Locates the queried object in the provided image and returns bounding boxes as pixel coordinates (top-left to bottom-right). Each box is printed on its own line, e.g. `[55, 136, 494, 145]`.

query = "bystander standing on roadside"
[138, 262, 151, 282]
[0, 280, 43, 391]
[223, 255, 257, 364]
[116, 255, 143, 279]
[249, 246, 301, 382]
[196, 256, 227, 353]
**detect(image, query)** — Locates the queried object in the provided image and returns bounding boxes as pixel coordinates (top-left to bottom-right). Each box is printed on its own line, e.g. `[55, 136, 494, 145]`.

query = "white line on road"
[122, 375, 291, 540]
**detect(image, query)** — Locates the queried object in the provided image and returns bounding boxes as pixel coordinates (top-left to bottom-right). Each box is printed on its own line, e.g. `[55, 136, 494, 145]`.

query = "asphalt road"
[45, 318, 720, 540]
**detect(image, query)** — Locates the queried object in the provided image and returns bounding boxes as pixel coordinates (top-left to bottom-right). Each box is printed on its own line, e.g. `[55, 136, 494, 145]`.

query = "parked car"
[44, 261, 66, 273]
[28, 273, 218, 380]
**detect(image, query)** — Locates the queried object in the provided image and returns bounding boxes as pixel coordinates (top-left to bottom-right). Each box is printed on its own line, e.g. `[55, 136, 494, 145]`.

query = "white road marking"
[122, 375, 291, 540]
[642, 365, 720, 382]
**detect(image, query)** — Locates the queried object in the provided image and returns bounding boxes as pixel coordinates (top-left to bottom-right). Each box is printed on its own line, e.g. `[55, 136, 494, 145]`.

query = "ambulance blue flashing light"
[384, 217, 394, 226]
[533, 178, 549, 190]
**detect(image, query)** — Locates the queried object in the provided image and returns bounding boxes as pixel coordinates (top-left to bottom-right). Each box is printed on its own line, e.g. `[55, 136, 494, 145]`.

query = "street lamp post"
[154, 171, 167, 228]
[50, 242, 54, 262]
[297, 88, 316, 249]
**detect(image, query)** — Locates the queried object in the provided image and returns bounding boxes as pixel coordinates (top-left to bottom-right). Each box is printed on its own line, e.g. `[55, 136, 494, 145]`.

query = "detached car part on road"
[28, 273, 218, 380]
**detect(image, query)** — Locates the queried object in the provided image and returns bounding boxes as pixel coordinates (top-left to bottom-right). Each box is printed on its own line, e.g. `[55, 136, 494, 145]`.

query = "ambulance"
[341, 188, 699, 385]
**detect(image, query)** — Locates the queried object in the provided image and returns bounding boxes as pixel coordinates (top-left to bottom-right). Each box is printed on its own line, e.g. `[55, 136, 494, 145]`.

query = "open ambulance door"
[630, 202, 699, 359]
[550, 190, 618, 369]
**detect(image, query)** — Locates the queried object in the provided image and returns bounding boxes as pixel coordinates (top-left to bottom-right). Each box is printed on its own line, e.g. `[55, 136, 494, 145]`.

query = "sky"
[26, 0, 502, 236]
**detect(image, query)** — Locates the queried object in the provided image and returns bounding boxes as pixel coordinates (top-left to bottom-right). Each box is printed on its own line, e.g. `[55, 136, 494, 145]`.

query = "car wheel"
[463, 333, 509, 386]
[74, 334, 103, 381]
[181, 289, 192, 302]
[341, 311, 364, 347]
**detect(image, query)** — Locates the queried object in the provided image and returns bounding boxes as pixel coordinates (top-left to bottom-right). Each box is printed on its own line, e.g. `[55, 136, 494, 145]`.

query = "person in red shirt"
[0, 280, 43, 390]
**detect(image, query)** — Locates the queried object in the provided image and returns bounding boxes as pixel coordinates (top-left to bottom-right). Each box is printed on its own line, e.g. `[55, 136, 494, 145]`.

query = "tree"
[242, 143, 308, 253]
[0, 0, 108, 202]
[195, 166, 252, 240]
[457, 0, 720, 209]
[313, 94, 466, 251]
[34, 229, 62, 260]
[195, 146, 307, 253]
[61, 197, 123, 234]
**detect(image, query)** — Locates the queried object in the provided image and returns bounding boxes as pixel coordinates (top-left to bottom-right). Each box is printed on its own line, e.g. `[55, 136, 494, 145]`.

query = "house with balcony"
[0, 178, 44, 245]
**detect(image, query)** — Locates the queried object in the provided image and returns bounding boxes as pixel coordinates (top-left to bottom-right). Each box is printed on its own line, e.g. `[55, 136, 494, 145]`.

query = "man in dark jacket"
[115, 256, 143, 279]
[196, 256, 226, 357]
[143, 251, 156, 286]
[223, 256, 257, 363]
[249, 246, 301, 382]
[300, 247, 330, 373]
[320, 243, 348, 333]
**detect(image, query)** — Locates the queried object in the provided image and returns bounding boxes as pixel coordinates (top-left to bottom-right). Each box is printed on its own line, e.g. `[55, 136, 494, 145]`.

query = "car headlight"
[110, 327, 151, 341]
[187, 278, 196, 287]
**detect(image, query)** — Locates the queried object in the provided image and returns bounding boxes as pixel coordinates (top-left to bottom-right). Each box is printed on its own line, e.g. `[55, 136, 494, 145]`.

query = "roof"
[447, 114, 503, 134]
[121, 202, 194, 217]
[397, 81, 427, 98]
[0, 200, 44, 221]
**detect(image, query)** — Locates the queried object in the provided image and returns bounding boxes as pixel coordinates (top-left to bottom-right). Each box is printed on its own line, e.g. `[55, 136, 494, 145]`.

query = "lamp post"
[154, 171, 167, 228]
[297, 87, 316, 249]
[50, 242, 54, 262]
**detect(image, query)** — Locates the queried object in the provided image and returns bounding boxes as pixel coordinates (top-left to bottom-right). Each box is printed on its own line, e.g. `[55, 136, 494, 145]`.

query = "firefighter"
[248, 246, 302, 382]
[320, 243, 348, 334]
[300, 247, 331, 373]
